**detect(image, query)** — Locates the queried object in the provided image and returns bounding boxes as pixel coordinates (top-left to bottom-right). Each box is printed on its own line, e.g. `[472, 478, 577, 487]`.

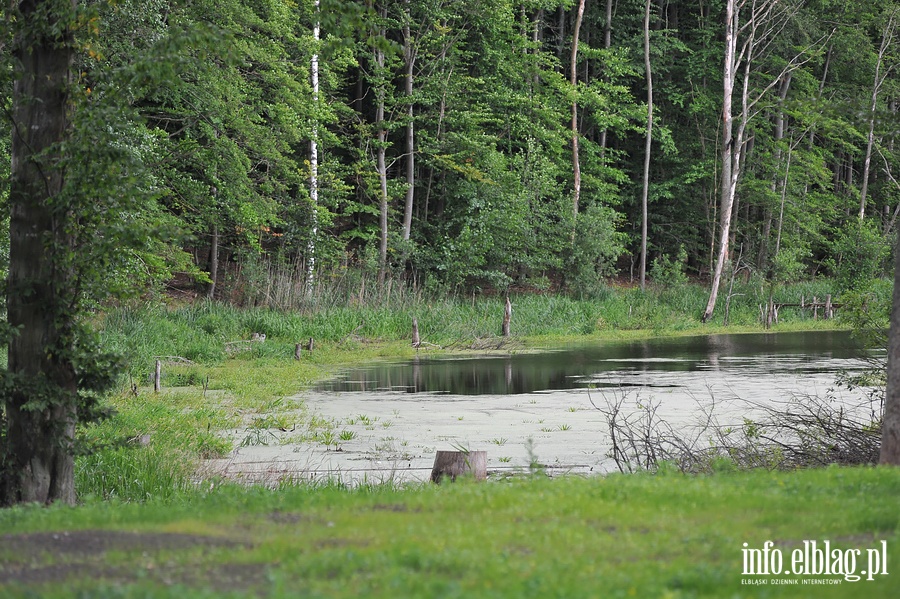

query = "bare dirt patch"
[0, 530, 266, 595]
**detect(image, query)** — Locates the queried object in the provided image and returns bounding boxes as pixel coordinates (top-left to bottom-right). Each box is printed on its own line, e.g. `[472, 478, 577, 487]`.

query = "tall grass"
[101, 275, 847, 378]
[76, 446, 194, 502]
[83, 274, 849, 502]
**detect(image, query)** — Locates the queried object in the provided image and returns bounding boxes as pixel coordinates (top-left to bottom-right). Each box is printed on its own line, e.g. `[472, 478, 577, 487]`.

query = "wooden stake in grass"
[154, 360, 161, 393]
[294, 344, 302, 360]
[412, 317, 421, 348]
[430, 450, 487, 483]
[502, 297, 512, 337]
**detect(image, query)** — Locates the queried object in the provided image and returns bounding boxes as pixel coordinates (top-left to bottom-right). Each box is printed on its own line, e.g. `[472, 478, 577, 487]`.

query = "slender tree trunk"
[773, 140, 794, 261]
[401, 2, 415, 245]
[807, 43, 831, 149]
[881, 224, 900, 465]
[599, 0, 613, 154]
[2, 0, 78, 506]
[306, 0, 320, 294]
[375, 37, 389, 288]
[556, 4, 566, 63]
[639, 0, 653, 290]
[570, 0, 585, 239]
[702, 0, 794, 322]
[859, 12, 896, 220]
[207, 223, 218, 300]
[760, 72, 791, 272]
[702, 0, 740, 323]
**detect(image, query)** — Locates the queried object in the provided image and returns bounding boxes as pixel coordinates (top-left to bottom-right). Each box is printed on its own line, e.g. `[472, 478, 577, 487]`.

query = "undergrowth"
[77, 278, 853, 502]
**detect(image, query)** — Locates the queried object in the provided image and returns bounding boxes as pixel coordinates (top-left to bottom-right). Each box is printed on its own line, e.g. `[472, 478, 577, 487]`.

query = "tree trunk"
[502, 297, 512, 337]
[881, 225, 900, 465]
[570, 0, 585, 240]
[375, 38, 389, 288]
[599, 0, 613, 154]
[702, 0, 794, 322]
[401, 2, 415, 245]
[701, 0, 740, 323]
[859, 12, 896, 220]
[411, 317, 421, 348]
[207, 223, 218, 300]
[306, 0, 321, 294]
[760, 73, 791, 273]
[639, 0, 653, 290]
[2, 0, 79, 506]
[773, 140, 794, 262]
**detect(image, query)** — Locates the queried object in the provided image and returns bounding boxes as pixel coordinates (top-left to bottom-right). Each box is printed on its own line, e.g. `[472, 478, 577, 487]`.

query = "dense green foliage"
[3, 0, 898, 301]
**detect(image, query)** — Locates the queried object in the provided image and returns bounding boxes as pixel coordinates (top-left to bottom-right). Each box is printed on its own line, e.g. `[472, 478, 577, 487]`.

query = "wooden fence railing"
[762, 294, 839, 328]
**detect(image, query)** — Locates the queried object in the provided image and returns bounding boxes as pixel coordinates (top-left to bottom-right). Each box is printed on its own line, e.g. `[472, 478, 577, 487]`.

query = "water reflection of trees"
[318, 332, 861, 395]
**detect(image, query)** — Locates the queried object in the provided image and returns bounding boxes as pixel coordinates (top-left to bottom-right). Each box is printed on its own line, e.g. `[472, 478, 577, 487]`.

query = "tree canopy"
[4, 0, 899, 299]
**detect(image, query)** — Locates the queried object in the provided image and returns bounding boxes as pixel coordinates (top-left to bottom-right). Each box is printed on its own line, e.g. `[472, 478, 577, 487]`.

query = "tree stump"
[501, 297, 512, 337]
[412, 317, 421, 348]
[294, 343, 303, 360]
[430, 450, 487, 483]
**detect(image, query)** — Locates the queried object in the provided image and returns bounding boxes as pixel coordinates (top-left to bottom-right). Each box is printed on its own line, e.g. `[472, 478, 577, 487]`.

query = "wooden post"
[307, 337, 315, 352]
[813, 296, 819, 320]
[294, 343, 302, 360]
[502, 297, 512, 337]
[431, 450, 487, 483]
[412, 317, 421, 348]
[154, 360, 161, 393]
[825, 294, 832, 319]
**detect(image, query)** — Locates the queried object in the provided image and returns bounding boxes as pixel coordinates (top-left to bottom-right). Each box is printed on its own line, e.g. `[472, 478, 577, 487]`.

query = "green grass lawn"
[1, 467, 898, 598]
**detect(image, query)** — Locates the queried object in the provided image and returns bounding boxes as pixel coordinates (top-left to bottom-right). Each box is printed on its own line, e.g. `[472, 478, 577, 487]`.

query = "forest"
[3, 7, 900, 593]
[3, 0, 899, 307]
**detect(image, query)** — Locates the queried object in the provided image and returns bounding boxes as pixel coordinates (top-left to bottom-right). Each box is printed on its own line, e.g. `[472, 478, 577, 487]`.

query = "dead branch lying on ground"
[590, 386, 882, 474]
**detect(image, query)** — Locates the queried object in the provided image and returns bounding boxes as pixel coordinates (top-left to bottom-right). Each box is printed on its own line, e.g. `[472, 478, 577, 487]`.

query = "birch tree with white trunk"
[306, 0, 321, 294]
[858, 10, 897, 221]
[702, 0, 810, 323]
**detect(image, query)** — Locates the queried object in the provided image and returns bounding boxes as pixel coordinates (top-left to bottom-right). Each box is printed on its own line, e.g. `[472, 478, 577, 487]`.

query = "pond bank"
[203, 330, 877, 486]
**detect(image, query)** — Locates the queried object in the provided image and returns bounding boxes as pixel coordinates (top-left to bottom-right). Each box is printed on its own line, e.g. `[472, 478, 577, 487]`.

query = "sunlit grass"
[4, 468, 899, 597]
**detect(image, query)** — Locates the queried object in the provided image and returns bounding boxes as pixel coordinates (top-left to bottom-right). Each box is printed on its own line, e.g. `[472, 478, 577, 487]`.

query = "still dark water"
[317, 330, 873, 395]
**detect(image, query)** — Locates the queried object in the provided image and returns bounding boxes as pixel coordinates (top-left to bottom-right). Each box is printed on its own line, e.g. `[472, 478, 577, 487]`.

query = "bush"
[649, 246, 688, 287]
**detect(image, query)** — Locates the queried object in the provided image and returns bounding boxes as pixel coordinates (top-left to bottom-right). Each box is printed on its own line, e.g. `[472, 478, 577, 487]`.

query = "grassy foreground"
[1, 467, 899, 597]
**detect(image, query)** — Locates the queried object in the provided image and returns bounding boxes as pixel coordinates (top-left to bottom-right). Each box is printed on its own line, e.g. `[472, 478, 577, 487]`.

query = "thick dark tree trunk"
[881, 227, 900, 465]
[2, 0, 78, 506]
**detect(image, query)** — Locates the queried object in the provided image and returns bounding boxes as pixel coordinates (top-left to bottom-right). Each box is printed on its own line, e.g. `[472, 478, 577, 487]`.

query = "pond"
[209, 331, 879, 485]
[315, 330, 870, 395]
